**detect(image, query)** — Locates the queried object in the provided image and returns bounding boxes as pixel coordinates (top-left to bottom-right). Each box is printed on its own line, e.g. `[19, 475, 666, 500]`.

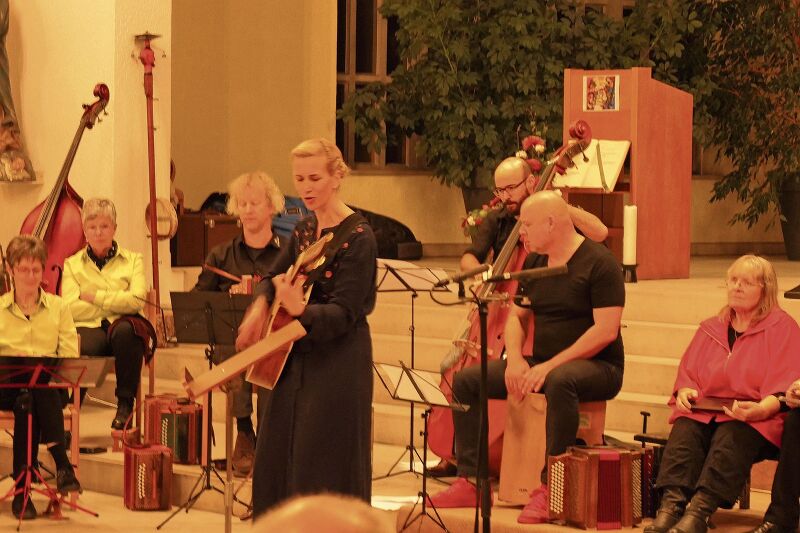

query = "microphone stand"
[471, 287, 507, 533]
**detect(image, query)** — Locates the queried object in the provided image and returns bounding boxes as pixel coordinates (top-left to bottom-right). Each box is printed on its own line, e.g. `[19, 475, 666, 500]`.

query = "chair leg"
[738, 475, 751, 510]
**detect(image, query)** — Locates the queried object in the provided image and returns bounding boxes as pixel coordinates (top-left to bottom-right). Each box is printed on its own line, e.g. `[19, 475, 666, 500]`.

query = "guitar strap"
[304, 212, 367, 284]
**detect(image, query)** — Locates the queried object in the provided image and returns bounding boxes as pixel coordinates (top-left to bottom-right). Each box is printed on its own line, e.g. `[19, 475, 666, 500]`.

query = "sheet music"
[552, 138, 630, 191]
[376, 258, 455, 293]
[376, 363, 453, 408]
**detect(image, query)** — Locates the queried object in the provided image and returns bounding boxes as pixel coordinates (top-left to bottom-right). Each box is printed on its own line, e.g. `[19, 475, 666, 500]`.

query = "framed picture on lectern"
[583, 75, 620, 111]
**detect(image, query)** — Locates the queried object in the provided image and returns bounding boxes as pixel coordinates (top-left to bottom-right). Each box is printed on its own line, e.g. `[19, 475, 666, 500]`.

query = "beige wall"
[172, 0, 336, 210]
[341, 172, 470, 246]
[2, 0, 174, 295]
[691, 178, 783, 252]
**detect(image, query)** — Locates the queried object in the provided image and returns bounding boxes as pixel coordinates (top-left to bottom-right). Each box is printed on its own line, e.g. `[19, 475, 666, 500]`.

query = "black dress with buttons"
[250, 214, 377, 518]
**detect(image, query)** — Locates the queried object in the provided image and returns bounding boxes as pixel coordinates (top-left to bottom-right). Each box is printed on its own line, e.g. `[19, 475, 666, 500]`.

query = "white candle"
[623, 205, 637, 265]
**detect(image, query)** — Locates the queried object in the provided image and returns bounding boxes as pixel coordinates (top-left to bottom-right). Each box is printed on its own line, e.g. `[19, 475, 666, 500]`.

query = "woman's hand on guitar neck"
[236, 296, 268, 350]
[273, 273, 307, 317]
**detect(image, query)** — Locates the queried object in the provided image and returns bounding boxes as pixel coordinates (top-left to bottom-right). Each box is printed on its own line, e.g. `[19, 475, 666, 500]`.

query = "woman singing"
[61, 198, 148, 429]
[0, 236, 81, 519]
[237, 138, 377, 519]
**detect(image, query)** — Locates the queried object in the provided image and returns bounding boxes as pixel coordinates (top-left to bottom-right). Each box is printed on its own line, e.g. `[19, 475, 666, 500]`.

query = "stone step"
[151, 333, 455, 385]
[372, 333, 453, 372]
[623, 281, 726, 325]
[370, 388, 675, 448]
[606, 391, 673, 435]
[621, 320, 696, 360]
[622, 354, 680, 396]
[368, 302, 466, 340]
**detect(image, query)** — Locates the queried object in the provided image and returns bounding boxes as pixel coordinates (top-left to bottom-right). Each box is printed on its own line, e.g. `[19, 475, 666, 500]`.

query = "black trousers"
[78, 319, 144, 400]
[764, 408, 800, 528]
[656, 416, 778, 507]
[452, 357, 623, 483]
[0, 357, 66, 479]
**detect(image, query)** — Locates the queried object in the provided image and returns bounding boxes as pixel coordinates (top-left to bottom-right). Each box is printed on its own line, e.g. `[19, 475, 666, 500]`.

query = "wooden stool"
[498, 393, 606, 504]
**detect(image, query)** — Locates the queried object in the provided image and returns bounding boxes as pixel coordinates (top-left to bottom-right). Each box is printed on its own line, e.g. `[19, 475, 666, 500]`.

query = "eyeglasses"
[725, 277, 763, 289]
[493, 178, 526, 196]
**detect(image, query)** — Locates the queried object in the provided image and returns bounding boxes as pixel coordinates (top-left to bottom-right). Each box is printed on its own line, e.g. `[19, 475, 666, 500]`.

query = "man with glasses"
[429, 156, 608, 478]
[429, 192, 624, 525]
[459, 157, 608, 272]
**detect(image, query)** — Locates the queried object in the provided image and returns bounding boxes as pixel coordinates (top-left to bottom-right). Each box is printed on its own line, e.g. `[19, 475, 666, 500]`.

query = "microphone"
[433, 264, 491, 287]
[484, 264, 568, 284]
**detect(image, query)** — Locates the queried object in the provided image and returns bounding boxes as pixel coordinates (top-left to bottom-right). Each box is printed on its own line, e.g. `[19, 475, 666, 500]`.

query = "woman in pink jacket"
[645, 255, 800, 533]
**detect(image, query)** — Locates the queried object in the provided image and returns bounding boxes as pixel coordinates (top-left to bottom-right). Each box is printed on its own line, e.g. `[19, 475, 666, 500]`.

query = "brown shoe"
[232, 431, 255, 477]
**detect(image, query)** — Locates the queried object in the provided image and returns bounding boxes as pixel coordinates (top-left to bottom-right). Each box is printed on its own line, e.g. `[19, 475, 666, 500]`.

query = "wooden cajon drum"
[499, 393, 606, 504]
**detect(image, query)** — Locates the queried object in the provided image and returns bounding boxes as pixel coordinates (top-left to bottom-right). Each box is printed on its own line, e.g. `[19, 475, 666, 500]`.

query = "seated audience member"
[61, 198, 148, 429]
[0, 235, 81, 519]
[646, 255, 800, 533]
[253, 493, 394, 533]
[745, 378, 800, 533]
[193, 171, 286, 477]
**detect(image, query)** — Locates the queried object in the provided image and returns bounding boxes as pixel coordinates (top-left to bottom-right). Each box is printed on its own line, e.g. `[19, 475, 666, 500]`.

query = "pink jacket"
[669, 308, 800, 446]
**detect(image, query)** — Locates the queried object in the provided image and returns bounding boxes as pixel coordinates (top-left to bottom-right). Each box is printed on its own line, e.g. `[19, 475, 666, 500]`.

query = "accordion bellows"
[548, 446, 643, 529]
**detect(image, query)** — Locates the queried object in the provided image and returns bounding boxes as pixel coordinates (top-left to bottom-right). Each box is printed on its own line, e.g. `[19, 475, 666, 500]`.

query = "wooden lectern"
[560, 67, 693, 280]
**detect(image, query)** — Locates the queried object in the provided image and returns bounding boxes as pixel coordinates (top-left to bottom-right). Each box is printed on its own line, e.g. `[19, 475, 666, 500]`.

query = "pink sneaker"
[426, 477, 493, 508]
[517, 484, 549, 524]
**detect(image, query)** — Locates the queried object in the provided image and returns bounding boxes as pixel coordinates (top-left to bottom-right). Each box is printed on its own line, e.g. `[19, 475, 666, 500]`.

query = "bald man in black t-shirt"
[429, 191, 625, 525]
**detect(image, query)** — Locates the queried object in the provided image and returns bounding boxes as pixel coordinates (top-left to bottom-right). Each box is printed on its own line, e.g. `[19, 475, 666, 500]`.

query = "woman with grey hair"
[61, 198, 148, 429]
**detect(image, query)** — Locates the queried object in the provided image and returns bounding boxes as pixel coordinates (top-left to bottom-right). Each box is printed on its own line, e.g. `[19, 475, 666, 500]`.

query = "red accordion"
[144, 393, 203, 465]
[548, 446, 643, 529]
[123, 443, 173, 511]
[144, 393, 180, 445]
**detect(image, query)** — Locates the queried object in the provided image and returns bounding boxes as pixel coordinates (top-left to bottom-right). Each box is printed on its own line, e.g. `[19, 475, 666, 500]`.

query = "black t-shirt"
[193, 232, 286, 292]
[515, 238, 625, 369]
[464, 207, 517, 263]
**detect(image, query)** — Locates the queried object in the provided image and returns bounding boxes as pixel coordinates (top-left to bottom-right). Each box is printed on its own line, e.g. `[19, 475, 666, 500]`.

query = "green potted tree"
[340, 0, 800, 259]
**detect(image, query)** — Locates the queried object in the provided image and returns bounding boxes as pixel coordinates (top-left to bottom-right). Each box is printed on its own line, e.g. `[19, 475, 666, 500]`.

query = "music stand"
[0, 359, 105, 529]
[375, 361, 467, 533]
[373, 259, 453, 480]
[158, 291, 251, 532]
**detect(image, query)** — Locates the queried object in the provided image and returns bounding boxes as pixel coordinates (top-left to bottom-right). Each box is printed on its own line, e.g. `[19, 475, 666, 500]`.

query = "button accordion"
[144, 393, 203, 465]
[548, 446, 643, 529]
[123, 443, 173, 510]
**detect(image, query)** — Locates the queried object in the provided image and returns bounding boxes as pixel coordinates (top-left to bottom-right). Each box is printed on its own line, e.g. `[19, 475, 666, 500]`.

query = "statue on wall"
[0, 0, 34, 182]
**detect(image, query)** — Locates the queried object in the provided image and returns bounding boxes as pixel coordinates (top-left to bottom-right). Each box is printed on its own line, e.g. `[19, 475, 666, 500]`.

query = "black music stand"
[373, 259, 452, 480]
[0, 359, 105, 530]
[158, 291, 251, 531]
[375, 361, 467, 533]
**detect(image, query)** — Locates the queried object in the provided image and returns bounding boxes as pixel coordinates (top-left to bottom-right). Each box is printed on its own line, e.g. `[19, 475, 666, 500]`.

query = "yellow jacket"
[62, 246, 146, 328]
[0, 289, 78, 358]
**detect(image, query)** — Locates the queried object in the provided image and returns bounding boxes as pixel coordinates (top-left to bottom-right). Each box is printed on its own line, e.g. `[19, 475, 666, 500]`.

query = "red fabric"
[669, 308, 800, 446]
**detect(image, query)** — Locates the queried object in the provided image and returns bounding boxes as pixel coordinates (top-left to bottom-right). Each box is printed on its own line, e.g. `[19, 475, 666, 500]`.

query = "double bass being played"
[428, 124, 626, 526]
[428, 124, 610, 478]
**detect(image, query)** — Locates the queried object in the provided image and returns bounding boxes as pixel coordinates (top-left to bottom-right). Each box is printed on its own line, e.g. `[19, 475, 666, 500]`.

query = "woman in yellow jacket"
[0, 235, 81, 519]
[62, 198, 147, 429]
